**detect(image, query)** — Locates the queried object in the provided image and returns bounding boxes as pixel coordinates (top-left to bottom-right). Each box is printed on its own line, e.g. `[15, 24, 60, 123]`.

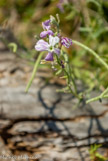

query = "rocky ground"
[0, 42, 108, 161]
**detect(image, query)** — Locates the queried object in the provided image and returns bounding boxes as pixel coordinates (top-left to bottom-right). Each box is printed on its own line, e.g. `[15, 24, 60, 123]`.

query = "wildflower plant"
[26, 15, 108, 104]
[89, 144, 108, 161]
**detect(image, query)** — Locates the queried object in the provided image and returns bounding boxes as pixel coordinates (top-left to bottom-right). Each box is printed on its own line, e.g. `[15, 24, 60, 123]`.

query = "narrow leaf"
[25, 52, 44, 92]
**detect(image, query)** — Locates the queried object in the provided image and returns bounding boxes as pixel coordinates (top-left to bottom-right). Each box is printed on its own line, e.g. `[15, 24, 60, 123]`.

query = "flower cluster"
[35, 16, 72, 62]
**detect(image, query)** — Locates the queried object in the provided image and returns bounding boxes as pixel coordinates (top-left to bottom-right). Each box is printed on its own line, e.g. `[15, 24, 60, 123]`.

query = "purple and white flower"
[35, 35, 60, 61]
[35, 16, 72, 62]
[61, 37, 72, 48]
[40, 19, 54, 38]
[42, 19, 51, 30]
[40, 30, 54, 38]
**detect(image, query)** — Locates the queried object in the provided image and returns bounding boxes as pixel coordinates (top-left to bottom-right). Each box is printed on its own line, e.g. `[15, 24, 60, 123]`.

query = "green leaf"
[95, 152, 107, 161]
[65, 11, 76, 20]
[72, 40, 108, 70]
[55, 69, 62, 75]
[87, 0, 101, 9]
[79, 27, 92, 32]
[25, 52, 44, 92]
[8, 43, 17, 53]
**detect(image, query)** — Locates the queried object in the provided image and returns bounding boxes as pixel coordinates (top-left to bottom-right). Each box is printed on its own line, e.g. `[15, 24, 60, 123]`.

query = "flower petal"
[40, 31, 48, 38]
[47, 30, 54, 36]
[54, 48, 60, 55]
[45, 52, 53, 61]
[35, 40, 49, 51]
[40, 30, 54, 38]
[61, 37, 72, 48]
[49, 35, 60, 47]
[42, 19, 51, 30]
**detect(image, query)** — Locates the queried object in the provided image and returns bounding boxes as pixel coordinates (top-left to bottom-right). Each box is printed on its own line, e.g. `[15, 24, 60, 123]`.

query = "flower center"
[49, 46, 54, 52]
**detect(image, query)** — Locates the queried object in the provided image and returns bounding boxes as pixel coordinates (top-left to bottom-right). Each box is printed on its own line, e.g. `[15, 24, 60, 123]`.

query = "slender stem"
[55, 55, 74, 94]
[86, 94, 108, 104]
[86, 86, 108, 103]
[55, 54, 80, 99]
[72, 40, 108, 70]
[63, 52, 78, 95]
[73, 40, 108, 103]
[25, 52, 44, 92]
[100, 86, 108, 97]
[68, 63, 78, 94]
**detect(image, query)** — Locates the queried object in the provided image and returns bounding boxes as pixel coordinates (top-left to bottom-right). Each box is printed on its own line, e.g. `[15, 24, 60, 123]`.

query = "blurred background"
[0, 1, 108, 160]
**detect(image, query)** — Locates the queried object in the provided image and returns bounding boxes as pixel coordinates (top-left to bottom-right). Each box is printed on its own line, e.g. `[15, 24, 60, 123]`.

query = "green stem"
[86, 94, 108, 104]
[73, 40, 108, 103]
[100, 86, 108, 97]
[55, 54, 80, 99]
[25, 52, 44, 92]
[86, 86, 108, 103]
[68, 63, 78, 94]
[63, 52, 78, 95]
[72, 40, 108, 70]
